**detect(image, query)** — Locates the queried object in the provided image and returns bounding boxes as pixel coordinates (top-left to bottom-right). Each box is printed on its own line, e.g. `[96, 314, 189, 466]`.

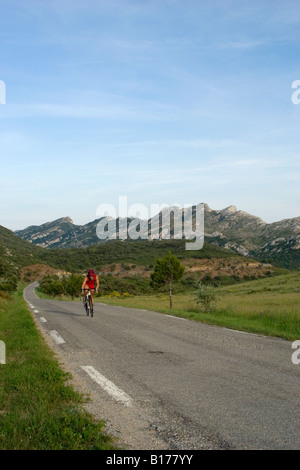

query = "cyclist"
[81, 269, 99, 307]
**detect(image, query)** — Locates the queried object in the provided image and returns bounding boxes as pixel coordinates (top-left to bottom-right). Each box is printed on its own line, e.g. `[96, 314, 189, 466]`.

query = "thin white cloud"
[105, 138, 242, 151]
[0, 100, 176, 121]
[218, 39, 268, 50]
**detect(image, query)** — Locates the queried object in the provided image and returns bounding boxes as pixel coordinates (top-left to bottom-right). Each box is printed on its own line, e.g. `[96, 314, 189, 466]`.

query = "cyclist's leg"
[84, 286, 89, 299]
[90, 289, 94, 316]
[83, 287, 89, 310]
[90, 289, 95, 306]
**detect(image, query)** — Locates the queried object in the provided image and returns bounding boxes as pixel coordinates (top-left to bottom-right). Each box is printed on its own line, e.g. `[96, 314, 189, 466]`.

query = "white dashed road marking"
[50, 330, 65, 345]
[81, 366, 133, 407]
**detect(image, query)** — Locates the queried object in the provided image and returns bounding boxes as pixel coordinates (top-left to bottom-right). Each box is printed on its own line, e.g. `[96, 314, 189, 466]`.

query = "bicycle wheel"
[83, 297, 88, 315]
[86, 295, 90, 316]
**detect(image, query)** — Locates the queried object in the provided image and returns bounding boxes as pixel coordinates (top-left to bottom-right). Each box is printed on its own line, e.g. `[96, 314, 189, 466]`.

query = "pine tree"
[150, 251, 185, 309]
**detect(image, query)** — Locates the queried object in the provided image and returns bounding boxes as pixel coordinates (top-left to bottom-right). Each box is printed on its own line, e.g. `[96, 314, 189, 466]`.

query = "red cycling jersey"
[85, 275, 97, 289]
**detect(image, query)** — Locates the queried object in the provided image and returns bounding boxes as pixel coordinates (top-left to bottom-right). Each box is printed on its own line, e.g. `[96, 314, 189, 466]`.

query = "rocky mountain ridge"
[15, 204, 300, 269]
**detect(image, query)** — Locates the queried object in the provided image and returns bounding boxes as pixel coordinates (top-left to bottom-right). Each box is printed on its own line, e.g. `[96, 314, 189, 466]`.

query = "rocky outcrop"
[15, 204, 300, 269]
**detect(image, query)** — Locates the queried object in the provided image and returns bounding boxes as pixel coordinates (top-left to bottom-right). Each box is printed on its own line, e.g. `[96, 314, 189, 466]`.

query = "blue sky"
[0, 0, 299, 230]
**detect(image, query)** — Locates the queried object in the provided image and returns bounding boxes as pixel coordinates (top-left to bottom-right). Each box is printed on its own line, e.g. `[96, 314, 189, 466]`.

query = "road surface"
[24, 283, 299, 450]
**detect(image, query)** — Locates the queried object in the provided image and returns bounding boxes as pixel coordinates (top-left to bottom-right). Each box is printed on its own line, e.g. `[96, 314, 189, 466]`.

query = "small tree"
[194, 283, 222, 314]
[64, 273, 83, 300]
[150, 251, 185, 309]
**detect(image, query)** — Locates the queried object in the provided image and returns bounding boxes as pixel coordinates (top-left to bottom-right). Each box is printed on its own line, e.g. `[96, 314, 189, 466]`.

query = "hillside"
[257, 234, 300, 270]
[0, 224, 288, 291]
[14, 203, 300, 269]
[0, 225, 66, 287]
[1, 224, 239, 274]
[0, 225, 44, 274]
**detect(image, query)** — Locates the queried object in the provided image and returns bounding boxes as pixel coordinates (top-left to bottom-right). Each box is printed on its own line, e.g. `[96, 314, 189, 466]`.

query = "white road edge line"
[81, 366, 133, 407]
[164, 314, 187, 321]
[39, 317, 47, 323]
[223, 327, 268, 338]
[50, 330, 65, 345]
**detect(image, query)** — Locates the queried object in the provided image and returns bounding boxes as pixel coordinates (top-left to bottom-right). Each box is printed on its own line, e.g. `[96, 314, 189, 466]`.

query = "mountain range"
[15, 203, 300, 270]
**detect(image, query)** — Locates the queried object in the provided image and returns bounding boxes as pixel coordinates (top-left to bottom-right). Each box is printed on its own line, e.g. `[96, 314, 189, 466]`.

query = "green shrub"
[194, 283, 222, 313]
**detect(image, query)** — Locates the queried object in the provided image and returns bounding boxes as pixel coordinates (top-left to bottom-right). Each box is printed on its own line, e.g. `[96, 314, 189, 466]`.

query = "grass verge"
[0, 286, 117, 450]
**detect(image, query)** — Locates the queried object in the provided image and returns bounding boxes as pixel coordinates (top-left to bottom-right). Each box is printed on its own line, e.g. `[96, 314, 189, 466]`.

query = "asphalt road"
[24, 283, 299, 450]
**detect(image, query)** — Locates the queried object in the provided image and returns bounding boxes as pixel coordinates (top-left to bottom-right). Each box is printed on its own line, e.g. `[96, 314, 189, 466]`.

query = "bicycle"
[83, 289, 94, 317]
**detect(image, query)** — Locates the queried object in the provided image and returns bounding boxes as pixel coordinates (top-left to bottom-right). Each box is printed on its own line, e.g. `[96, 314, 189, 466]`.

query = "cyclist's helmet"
[88, 269, 95, 278]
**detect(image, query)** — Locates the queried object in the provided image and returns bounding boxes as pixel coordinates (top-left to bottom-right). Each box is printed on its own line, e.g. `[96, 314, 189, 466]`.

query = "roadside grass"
[98, 273, 300, 341]
[0, 286, 117, 450]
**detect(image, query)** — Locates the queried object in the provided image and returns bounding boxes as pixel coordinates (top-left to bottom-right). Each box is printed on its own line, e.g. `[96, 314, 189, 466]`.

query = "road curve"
[24, 283, 300, 450]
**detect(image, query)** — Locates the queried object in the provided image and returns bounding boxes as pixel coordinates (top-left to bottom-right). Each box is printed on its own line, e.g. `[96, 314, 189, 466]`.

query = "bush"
[40, 274, 83, 298]
[97, 275, 152, 296]
[110, 290, 121, 297]
[194, 283, 222, 314]
[0, 275, 18, 292]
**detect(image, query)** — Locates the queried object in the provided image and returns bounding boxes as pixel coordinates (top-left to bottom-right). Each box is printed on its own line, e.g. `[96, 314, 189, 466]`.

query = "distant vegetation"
[40, 239, 242, 273]
[1, 223, 241, 270]
[0, 225, 45, 292]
